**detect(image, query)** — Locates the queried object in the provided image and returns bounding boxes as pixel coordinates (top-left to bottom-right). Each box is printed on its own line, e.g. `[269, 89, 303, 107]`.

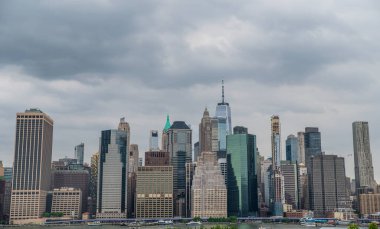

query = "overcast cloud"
[1, 0, 380, 180]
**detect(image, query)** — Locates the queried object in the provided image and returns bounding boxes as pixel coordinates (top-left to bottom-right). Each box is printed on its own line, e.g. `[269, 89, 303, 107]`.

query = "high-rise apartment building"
[192, 151, 227, 218]
[2, 167, 12, 221]
[51, 188, 82, 219]
[270, 115, 284, 216]
[309, 154, 348, 217]
[75, 143, 84, 165]
[96, 129, 128, 219]
[304, 127, 321, 168]
[136, 166, 173, 218]
[261, 158, 272, 207]
[149, 130, 159, 151]
[10, 109, 53, 224]
[286, 135, 298, 163]
[199, 108, 218, 154]
[352, 122, 376, 192]
[281, 161, 298, 209]
[164, 121, 192, 217]
[227, 130, 258, 216]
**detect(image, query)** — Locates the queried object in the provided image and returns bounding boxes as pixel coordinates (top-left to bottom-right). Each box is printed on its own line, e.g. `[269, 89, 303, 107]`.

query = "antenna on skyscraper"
[222, 80, 225, 103]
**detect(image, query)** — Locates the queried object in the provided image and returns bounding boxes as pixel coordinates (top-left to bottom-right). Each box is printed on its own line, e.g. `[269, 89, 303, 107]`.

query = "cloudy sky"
[1, 0, 380, 180]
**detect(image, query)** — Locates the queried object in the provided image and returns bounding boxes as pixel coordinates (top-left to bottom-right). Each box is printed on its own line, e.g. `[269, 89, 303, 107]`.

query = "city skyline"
[1, 1, 380, 184]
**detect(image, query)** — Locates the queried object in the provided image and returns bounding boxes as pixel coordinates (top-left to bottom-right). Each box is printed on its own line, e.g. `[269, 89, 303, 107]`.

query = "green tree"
[369, 222, 379, 229]
[193, 217, 202, 222]
[347, 223, 359, 229]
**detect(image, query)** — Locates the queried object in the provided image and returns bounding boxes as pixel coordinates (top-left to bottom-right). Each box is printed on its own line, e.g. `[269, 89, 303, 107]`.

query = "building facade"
[74, 143, 84, 165]
[149, 130, 159, 151]
[227, 131, 258, 217]
[164, 121, 192, 217]
[10, 109, 53, 224]
[127, 144, 139, 218]
[352, 122, 376, 193]
[145, 150, 170, 166]
[304, 127, 321, 168]
[309, 155, 348, 217]
[286, 135, 298, 163]
[89, 152, 99, 216]
[281, 161, 298, 209]
[97, 129, 128, 218]
[270, 115, 284, 216]
[52, 169, 89, 213]
[51, 188, 82, 219]
[199, 108, 219, 154]
[360, 194, 380, 215]
[297, 132, 305, 164]
[192, 152, 227, 218]
[136, 166, 173, 218]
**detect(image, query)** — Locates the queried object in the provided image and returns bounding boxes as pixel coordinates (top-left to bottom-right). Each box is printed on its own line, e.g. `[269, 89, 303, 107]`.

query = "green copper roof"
[163, 115, 171, 131]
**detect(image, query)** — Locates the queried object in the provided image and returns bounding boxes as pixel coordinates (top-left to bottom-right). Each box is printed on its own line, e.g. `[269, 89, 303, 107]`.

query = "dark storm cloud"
[1, 0, 378, 89]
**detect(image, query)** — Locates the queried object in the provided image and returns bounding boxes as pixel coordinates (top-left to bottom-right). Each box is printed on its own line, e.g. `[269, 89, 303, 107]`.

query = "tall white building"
[297, 132, 305, 164]
[192, 152, 227, 218]
[10, 109, 53, 224]
[96, 129, 128, 218]
[215, 80, 232, 151]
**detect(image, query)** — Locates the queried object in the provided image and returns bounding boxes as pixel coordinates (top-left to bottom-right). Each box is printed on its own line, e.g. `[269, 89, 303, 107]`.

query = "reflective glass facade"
[227, 134, 258, 217]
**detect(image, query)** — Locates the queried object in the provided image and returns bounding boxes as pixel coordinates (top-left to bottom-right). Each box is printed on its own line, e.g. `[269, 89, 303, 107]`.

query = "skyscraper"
[10, 109, 53, 224]
[149, 130, 159, 151]
[192, 151, 227, 218]
[199, 108, 219, 154]
[136, 166, 173, 218]
[165, 121, 192, 217]
[271, 116, 281, 168]
[286, 135, 298, 163]
[145, 151, 170, 166]
[309, 154, 348, 217]
[233, 126, 248, 134]
[270, 115, 284, 216]
[227, 129, 258, 217]
[352, 122, 376, 192]
[75, 143, 84, 165]
[304, 127, 321, 167]
[281, 161, 298, 209]
[89, 152, 99, 216]
[161, 115, 171, 152]
[215, 81, 232, 151]
[97, 129, 128, 218]
[297, 132, 305, 164]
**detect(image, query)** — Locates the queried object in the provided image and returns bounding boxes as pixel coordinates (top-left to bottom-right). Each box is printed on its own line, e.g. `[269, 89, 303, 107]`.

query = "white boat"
[88, 221, 102, 226]
[300, 221, 316, 227]
[258, 226, 267, 229]
[186, 221, 202, 226]
[158, 220, 173, 225]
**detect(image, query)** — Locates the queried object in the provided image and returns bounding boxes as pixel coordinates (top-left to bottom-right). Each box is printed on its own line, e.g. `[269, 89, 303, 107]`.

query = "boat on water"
[336, 220, 352, 225]
[158, 220, 173, 225]
[186, 221, 202, 226]
[87, 221, 102, 226]
[300, 222, 316, 227]
[258, 226, 267, 229]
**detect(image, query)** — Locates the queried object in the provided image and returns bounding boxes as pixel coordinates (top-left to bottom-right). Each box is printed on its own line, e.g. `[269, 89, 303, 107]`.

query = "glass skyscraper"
[304, 127, 321, 168]
[215, 81, 232, 151]
[74, 143, 84, 165]
[286, 135, 299, 163]
[97, 129, 128, 218]
[227, 131, 258, 217]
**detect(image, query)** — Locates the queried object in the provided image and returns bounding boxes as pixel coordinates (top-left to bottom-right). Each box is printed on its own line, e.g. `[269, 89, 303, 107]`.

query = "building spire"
[222, 80, 225, 103]
[163, 115, 171, 132]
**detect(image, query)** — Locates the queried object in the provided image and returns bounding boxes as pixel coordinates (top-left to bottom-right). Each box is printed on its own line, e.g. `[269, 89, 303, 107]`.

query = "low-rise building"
[360, 193, 380, 215]
[51, 188, 82, 219]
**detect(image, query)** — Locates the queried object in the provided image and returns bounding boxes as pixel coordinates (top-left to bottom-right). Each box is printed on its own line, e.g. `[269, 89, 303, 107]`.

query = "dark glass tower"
[304, 127, 322, 167]
[227, 131, 258, 217]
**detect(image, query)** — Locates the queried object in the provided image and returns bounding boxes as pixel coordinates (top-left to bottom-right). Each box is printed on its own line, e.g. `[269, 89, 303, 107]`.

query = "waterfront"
[0, 224, 361, 229]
